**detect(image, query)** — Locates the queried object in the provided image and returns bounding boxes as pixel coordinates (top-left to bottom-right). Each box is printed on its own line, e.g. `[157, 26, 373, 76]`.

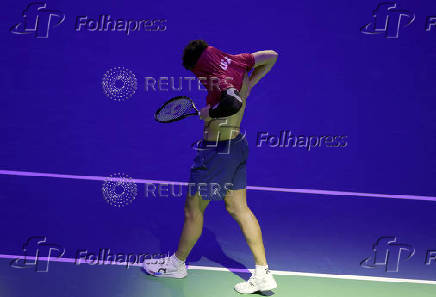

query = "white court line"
[0, 169, 435, 201]
[0, 254, 435, 285]
[0, 171, 435, 285]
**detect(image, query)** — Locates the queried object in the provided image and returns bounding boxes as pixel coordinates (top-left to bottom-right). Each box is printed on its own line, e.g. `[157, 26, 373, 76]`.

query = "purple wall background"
[2, 0, 435, 195]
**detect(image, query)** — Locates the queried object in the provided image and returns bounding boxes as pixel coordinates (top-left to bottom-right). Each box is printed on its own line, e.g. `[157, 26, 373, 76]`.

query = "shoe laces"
[247, 274, 260, 287]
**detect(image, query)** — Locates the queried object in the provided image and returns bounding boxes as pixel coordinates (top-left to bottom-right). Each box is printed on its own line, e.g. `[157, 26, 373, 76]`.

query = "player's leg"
[224, 189, 266, 265]
[175, 191, 210, 261]
[225, 135, 267, 266]
[225, 189, 277, 293]
[143, 191, 209, 278]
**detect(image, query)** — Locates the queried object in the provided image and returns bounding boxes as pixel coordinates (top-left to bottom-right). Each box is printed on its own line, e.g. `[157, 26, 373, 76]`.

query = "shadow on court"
[147, 218, 251, 281]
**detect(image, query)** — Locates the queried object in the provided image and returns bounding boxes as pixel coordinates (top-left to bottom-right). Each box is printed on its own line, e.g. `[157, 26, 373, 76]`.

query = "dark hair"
[182, 40, 208, 70]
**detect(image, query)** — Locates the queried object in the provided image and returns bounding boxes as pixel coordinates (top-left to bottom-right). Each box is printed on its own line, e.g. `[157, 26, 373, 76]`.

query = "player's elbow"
[269, 50, 278, 57]
[264, 50, 279, 65]
[252, 50, 278, 67]
[269, 50, 278, 62]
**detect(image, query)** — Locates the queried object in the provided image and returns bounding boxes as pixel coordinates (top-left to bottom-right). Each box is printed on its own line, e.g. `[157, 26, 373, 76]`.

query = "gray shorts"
[188, 133, 248, 201]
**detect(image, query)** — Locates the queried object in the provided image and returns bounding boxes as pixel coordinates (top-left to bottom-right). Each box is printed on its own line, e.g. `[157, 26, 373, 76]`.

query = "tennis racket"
[154, 96, 200, 123]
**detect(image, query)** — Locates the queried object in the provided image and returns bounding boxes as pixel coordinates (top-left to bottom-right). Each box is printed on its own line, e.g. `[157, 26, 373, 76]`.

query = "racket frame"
[154, 95, 199, 123]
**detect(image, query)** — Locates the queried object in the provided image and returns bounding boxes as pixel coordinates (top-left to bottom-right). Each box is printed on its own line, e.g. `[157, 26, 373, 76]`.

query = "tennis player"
[144, 40, 278, 294]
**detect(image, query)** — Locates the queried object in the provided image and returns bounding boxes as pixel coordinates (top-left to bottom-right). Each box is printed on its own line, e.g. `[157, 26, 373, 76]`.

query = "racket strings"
[156, 98, 196, 122]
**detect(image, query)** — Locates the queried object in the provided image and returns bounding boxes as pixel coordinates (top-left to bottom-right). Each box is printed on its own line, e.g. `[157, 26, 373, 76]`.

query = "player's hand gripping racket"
[154, 96, 199, 123]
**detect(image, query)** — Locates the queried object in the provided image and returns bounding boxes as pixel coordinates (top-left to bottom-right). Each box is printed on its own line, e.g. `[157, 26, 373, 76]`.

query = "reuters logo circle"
[102, 172, 137, 207]
[102, 66, 137, 102]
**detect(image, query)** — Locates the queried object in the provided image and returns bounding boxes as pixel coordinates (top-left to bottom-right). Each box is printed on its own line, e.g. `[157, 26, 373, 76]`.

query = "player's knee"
[225, 203, 247, 219]
[183, 204, 202, 221]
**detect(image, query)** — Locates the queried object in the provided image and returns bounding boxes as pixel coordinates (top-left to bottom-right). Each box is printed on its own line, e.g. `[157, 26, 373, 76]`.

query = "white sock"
[255, 264, 269, 276]
[170, 253, 185, 266]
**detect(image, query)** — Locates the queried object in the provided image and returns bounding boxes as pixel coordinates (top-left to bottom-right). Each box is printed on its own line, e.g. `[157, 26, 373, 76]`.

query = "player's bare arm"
[247, 50, 278, 95]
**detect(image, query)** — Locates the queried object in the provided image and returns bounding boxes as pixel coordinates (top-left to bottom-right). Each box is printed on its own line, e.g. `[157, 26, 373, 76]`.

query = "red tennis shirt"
[191, 46, 255, 106]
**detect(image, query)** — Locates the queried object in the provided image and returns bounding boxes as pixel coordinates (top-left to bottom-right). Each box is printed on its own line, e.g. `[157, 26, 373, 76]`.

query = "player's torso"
[203, 72, 249, 141]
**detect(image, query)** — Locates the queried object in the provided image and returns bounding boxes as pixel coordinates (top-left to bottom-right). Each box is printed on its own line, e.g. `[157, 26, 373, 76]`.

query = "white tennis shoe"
[143, 254, 187, 279]
[234, 268, 277, 294]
